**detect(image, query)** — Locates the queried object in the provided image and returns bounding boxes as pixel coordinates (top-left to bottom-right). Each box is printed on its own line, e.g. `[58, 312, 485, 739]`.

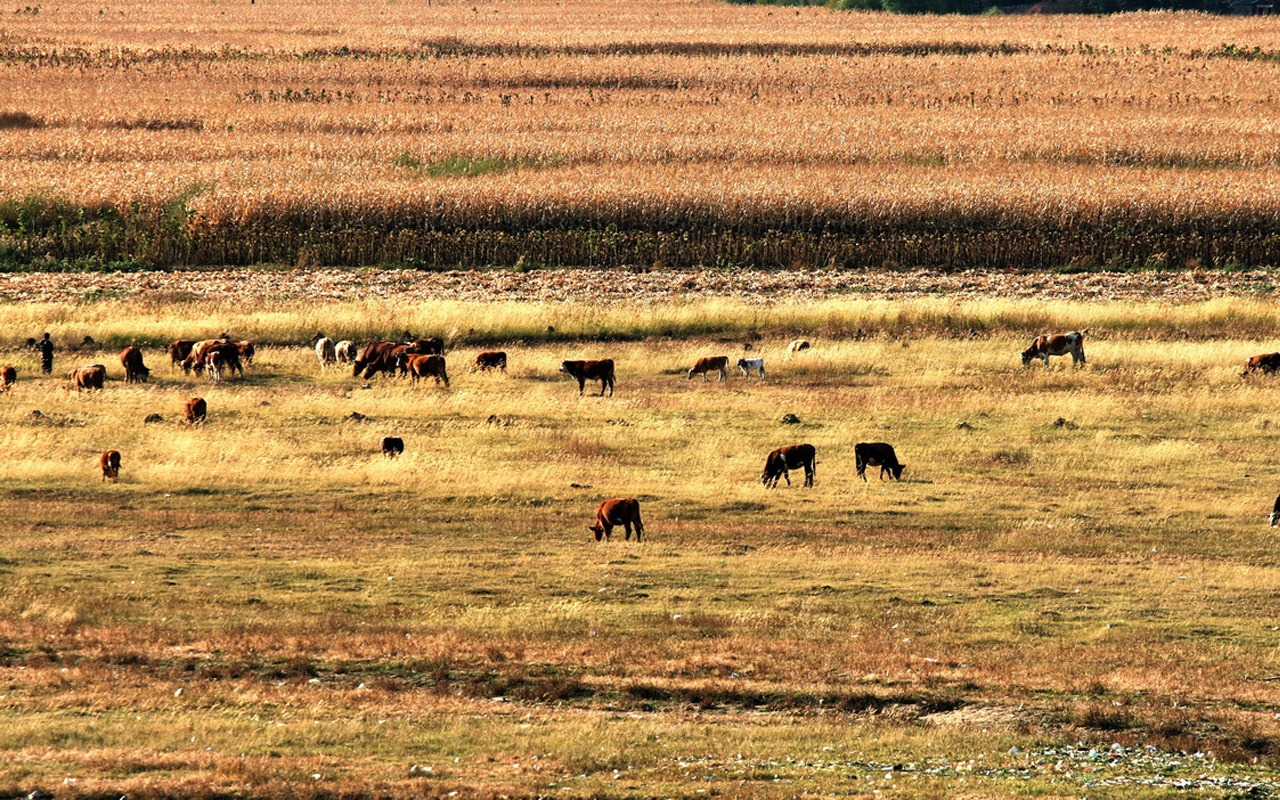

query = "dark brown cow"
[560, 359, 615, 396]
[353, 341, 403, 379]
[70, 364, 107, 391]
[1021, 330, 1087, 367]
[100, 449, 121, 483]
[185, 396, 207, 424]
[236, 341, 256, 365]
[169, 339, 195, 370]
[120, 346, 150, 383]
[404, 338, 444, 355]
[1242, 352, 1280, 378]
[0, 365, 15, 393]
[588, 498, 644, 542]
[855, 442, 904, 481]
[687, 356, 729, 382]
[381, 436, 405, 458]
[398, 354, 450, 387]
[761, 443, 816, 488]
[474, 351, 507, 372]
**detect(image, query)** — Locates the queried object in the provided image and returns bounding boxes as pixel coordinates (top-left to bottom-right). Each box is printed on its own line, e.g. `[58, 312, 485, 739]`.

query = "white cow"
[335, 340, 357, 363]
[737, 357, 765, 379]
[315, 337, 337, 369]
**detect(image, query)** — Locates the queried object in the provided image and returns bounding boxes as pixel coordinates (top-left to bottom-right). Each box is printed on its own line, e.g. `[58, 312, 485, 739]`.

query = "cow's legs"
[578, 378, 586, 396]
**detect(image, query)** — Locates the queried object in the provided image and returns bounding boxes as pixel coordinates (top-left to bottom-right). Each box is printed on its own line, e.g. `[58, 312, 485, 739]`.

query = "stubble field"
[1, 279, 1279, 798]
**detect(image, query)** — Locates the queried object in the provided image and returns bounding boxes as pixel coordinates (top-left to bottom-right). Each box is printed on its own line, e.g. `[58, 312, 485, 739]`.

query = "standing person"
[37, 332, 53, 375]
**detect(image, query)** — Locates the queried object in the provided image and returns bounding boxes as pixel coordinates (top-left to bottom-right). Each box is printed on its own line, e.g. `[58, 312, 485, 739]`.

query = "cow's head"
[686, 367, 697, 380]
[588, 523, 605, 541]
[1020, 346, 1039, 366]
[890, 463, 905, 480]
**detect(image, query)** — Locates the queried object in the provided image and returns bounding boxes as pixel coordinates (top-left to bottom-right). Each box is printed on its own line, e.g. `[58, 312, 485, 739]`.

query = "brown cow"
[854, 442, 904, 481]
[185, 396, 207, 424]
[182, 339, 227, 374]
[235, 341, 255, 365]
[70, 364, 107, 391]
[404, 338, 444, 355]
[761, 444, 816, 488]
[353, 341, 404, 379]
[474, 351, 507, 372]
[381, 436, 405, 458]
[100, 449, 121, 483]
[588, 498, 644, 542]
[1242, 352, 1280, 378]
[687, 356, 729, 382]
[560, 359, 615, 396]
[398, 354, 450, 387]
[0, 365, 15, 393]
[120, 346, 150, 383]
[1021, 330, 1087, 367]
[169, 339, 195, 370]
[202, 343, 243, 381]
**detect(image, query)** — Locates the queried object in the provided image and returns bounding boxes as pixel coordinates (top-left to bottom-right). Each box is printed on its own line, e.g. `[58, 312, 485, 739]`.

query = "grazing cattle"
[185, 396, 207, 425]
[354, 341, 407, 379]
[120, 346, 150, 383]
[335, 340, 357, 363]
[1021, 330, 1087, 367]
[737, 357, 765, 379]
[381, 436, 405, 458]
[398, 353, 450, 387]
[788, 339, 811, 354]
[182, 339, 231, 375]
[235, 341, 255, 366]
[201, 342, 243, 381]
[855, 442, 904, 481]
[70, 364, 107, 391]
[404, 338, 444, 355]
[1270, 494, 1280, 527]
[169, 339, 195, 370]
[315, 337, 337, 369]
[687, 356, 729, 382]
[761, 444, 816, 488]
[1242, 352, 1280, 378]
[474, 351, 507, 372]
[588, 498, 644, 542]
[0, 365, 15, 393]
[100, 449, 121, 483]
[560, 359, 615, 397]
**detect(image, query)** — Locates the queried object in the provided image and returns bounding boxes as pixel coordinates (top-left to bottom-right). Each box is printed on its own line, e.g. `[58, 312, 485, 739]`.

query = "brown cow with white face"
[588, 498, 644, 542]
[761, 444, 816, 488]
[1021, 330, 1087, 367]
[560, 359, 615, 396]
[100, 449, 121, 483]
[687, 356, 729, 382]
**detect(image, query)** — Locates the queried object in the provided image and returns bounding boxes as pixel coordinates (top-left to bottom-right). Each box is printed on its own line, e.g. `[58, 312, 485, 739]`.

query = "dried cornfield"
[4, 0, 1280, 269]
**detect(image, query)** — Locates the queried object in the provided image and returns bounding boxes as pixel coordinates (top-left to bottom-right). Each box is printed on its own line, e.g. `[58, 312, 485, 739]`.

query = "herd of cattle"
[11, 328, 1280, 533]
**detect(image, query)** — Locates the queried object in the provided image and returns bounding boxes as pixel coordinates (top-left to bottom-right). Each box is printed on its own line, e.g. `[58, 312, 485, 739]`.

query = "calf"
[0, 365, 15, 393]
[70, 364, 107, 391]
[560, 359, 615, 396]
[474, 351, 507, 372]
[588, 498, 644, 542]
[1242, 352, 1280, 378]
[120, 346, 150, 383]
[737, 357, 765, 379]
[100, 449, 121, 483]
[687, 356, 729, 382]
[398, 353, 450, 387]
[854, 442, 904, 481]
[1021, 330, 1087, 367]
[381, 436, 405, 458]
[761, 444, 816, 488]
[185, 396, 207, 425]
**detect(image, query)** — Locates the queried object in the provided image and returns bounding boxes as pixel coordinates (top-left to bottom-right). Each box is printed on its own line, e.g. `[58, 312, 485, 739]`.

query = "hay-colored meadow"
[0, 291, 1278, 798]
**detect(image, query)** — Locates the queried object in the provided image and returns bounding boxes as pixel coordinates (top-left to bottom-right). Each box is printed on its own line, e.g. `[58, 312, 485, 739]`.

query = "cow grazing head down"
[381, 436, 405, 458]
[1270, 495, 1280, 527]
[0, 366, 15, 393]
[1021, 330, 1087, 367]
[100, 450, 121, 483]
[588, 498, 644, 542]
[185, 396, 207, 425]
[855, 442, 904, 481]
[761, 444, 816, 488]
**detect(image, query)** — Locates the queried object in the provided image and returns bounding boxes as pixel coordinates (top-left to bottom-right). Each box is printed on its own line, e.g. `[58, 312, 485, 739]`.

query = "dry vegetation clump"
[6, 0, 1280, 268]
[0, 297, 1279, 797]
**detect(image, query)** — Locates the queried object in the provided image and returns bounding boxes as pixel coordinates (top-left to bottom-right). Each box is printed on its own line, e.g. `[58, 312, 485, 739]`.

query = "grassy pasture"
[0, 296, 1279, 798]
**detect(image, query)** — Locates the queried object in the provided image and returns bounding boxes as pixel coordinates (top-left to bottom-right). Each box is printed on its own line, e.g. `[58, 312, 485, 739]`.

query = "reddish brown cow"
[1242, 352, 1280, 378]
[761, 444, 816, 488]
[588, 498, 644, 542]
[353, 341, 406, 379]
[560, 359, 615, 396]
[120, 346, 150, 383]
[100, 449, 121, 483]
[185, 396, 207, 424]
[169, 339, 195, 370]
[398, 354, 450, 387]
[70, 364, 107, 391]
[236, 341, 255, 365]
[474, 351, 507, 372]
[0, 365, 15, 393]
[202, 343, 243, 381]
[687, 356, 729, 382]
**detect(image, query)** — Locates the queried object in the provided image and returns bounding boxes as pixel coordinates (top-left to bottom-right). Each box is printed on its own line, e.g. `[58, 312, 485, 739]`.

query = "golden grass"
[0, 297, 1279, 796]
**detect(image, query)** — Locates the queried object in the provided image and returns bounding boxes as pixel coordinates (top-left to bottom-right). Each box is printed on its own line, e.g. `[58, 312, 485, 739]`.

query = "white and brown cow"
[1021, 330, 1087, 367]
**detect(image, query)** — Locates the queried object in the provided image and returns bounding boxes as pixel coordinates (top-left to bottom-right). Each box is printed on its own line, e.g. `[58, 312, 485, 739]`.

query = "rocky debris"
[1052, 417, 1078, 429]
[144, 413, 164, 424]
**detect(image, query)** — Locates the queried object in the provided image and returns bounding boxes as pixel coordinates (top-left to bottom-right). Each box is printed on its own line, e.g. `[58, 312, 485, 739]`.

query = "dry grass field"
[6, 0, 1280, 269]
[1, 283, 1279, 798]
